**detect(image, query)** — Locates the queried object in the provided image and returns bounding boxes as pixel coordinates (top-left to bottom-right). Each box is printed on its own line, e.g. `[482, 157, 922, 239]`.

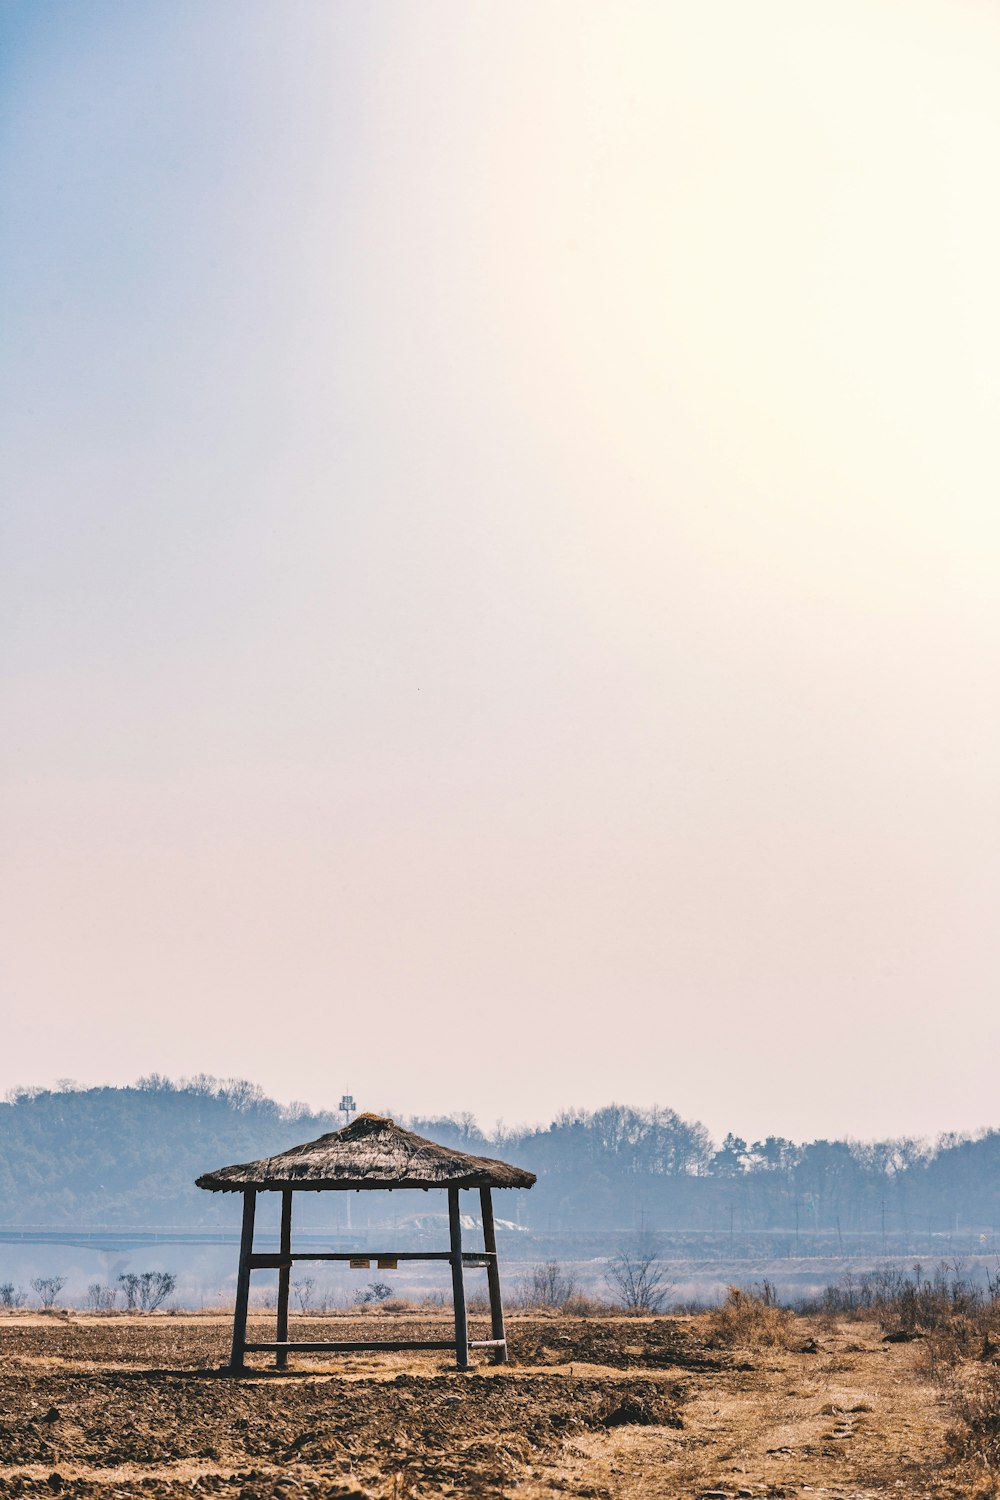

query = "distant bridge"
[0, 1227, 354, 1252]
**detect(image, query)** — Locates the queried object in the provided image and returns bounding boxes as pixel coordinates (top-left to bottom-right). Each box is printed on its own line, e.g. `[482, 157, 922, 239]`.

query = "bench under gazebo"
[196, 1113, 535, 1372]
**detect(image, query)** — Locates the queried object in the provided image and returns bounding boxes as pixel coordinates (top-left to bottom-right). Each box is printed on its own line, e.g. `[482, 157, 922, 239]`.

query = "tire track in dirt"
[510, 1325, 956, 1499]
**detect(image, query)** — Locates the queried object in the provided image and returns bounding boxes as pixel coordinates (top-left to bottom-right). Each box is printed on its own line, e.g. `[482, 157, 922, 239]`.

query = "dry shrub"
[946, 1367, 1000, 1490]
[515, 1261, 581, 1312]
[813, 1260, 1000, 1378]
[706, 1284, 796, 1350]
[921, 1315, 989, 1379]
[817, 1260, 998, 1336]
[510, 1269, 611, 1316]
[562, 1292, 612, 1317]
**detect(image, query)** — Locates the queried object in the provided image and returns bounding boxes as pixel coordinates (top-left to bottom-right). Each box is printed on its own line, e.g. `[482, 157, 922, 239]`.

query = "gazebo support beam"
[479, 1186, 507, 1363]
[275, 1188, 292, 1370]
[246, 1338, 457, 1354]
[229, 1188, 256, 1374]
[448, 1185, 469, 1369]
[249, 1249, 478, 1266]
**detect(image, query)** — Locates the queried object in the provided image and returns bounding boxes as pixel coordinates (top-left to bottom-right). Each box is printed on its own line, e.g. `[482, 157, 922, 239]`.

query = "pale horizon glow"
[2, 0, 999, 1145]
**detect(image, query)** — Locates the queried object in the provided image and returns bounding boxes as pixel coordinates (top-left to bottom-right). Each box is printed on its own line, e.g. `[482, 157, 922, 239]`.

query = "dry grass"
[945, 1367, 1000, 1497]
[802, 1260, 1000, 1380]
[809, 1261, 1000, 1491]
[812, 1260, 1000, 1338]
[704, 1282, 798, 1350]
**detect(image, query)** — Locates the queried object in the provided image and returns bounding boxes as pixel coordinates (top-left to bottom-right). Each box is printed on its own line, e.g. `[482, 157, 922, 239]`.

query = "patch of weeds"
[946, 1366, 1000, 1496]
[705, 1284, 797, 1351]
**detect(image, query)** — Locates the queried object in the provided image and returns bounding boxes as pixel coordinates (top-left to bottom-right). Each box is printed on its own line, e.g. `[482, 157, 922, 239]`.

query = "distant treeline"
[1, 1078, 999, 1239]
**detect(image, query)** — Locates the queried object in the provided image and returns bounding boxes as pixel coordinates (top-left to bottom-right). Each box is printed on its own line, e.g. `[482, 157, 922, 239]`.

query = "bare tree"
[524, 1261, 578, 1309]
[31, 1276, 66, 1310]
[293, 1276, 316, 1313]
[138, 1272, 176, 1311]
[356, 1281, 393, 1305]
[604, 1234, 672, 1315]
[117, 1271, 175, 1311]
[86, 1283, 117, 1312]
[118, 1273, 141, 1310]
[0, 1282, 26, 1309]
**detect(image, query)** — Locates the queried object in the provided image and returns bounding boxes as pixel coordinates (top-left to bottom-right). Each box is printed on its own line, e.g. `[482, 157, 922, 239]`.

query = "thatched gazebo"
[196, 1113, 535, 1372]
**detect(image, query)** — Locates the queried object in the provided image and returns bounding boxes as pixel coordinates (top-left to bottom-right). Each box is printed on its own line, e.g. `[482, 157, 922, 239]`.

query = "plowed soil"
[0, 1312, 971, 1497]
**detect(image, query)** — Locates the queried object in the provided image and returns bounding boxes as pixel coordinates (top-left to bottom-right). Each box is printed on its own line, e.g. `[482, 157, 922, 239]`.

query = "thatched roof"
[195, 1113, 536, 1193]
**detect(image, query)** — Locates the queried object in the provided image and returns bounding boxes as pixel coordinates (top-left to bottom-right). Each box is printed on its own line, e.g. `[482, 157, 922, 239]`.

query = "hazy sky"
[3, 0, 999, 1144]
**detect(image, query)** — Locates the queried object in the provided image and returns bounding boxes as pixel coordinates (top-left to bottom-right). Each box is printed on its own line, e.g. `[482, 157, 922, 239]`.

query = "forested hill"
[0, 1078, 337, 1226]
[1, 1078, 999, 1240]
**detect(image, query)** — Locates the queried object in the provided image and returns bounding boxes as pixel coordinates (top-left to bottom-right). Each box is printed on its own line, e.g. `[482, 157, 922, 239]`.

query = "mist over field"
[3, 1078, 1000, 1310]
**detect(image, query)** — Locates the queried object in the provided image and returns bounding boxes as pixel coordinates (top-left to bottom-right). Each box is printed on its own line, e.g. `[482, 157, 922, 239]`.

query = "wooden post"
[479, 1186, 507, 1363]
[275, 1188, 292, 1370]
[448, 1185, 469, 1369]
[229, 1189, 256, 1374]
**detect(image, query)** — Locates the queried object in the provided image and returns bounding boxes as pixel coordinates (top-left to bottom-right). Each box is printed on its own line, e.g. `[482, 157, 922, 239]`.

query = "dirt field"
[0, 1311, 976, 1498]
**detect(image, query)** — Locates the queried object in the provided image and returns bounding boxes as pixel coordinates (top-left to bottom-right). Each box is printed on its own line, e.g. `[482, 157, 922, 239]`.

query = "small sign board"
[377, 1257, 398, 1271]
[349, 1258, 370, 1270]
